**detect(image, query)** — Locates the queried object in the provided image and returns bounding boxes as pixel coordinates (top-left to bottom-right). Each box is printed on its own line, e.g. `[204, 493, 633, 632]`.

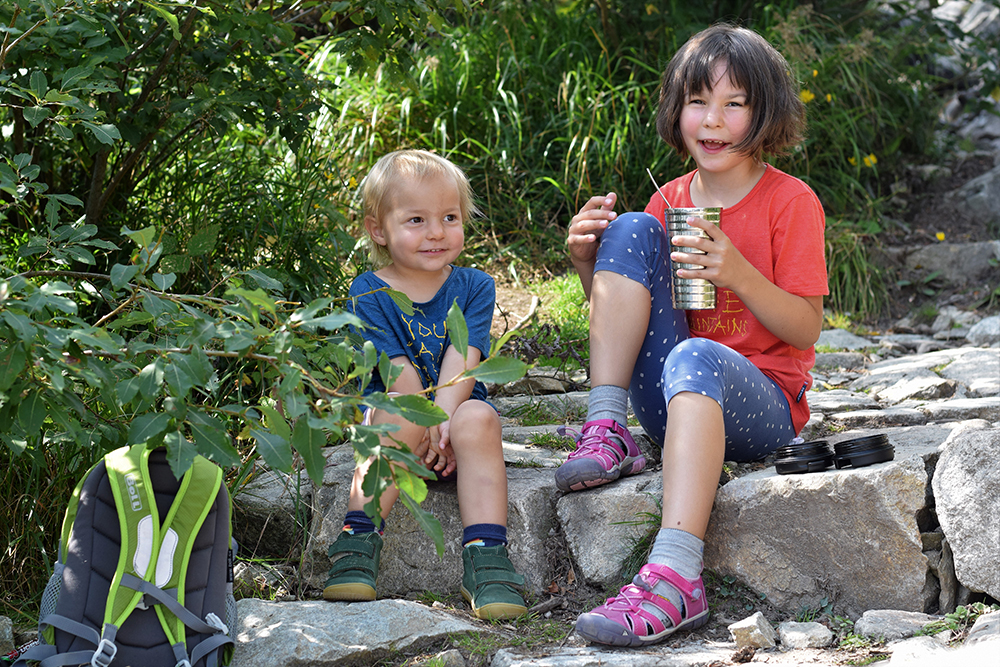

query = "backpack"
[15, 444, 237, 667]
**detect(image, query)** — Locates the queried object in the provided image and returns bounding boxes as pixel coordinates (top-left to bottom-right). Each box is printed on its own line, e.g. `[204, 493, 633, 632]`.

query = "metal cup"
[667, 207, 721, 310]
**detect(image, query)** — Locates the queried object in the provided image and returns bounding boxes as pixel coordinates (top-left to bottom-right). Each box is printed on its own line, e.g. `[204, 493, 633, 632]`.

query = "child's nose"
[426, 219, 445, 238]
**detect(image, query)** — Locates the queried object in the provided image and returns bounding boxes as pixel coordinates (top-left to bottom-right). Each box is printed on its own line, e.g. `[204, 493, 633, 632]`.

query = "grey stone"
[556, 472, 661, 587]
[968, 315, 1000, 346]
[493, 391, 590, 422]
[965, 610, 1000, 647]
[233, 467, 311, 560]
[877, 376, 958, 404]
[232, 598, 482, 667]
[818, 329, 874, 351]
[302, 447, 559, 596]
[932, 428, 1000, 599]
[0, 616, 12, 655]
[902, 240, 1000, 286]
[777, 621, 833, 648]
[886, 635, 950, 664]
[704, 445, 933, 617]
[854, 609, 941, 641]
[938, 349, 1000, 397]
[491, 643, 736, 667]
[805, 389, 879, 413]
[829, 408, 926, 428]
[728, 611, 776, 648]
[813, 352, 867, 370]
[921, 396, 1000, 421]
[949, 165, 1000, 230]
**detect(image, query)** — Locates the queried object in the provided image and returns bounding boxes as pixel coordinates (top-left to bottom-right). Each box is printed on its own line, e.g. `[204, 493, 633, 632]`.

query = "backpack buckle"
[204, 612, 228, 635]
[175, 661, 192, 667]
[90, 638, 117, 667]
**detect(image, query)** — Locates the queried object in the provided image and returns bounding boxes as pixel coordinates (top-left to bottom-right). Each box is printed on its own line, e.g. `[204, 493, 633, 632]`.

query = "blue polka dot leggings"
[593, 212, 795, 461]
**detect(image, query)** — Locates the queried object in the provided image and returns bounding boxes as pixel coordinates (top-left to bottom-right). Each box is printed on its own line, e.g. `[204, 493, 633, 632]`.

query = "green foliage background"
[2, 0, 995, 612]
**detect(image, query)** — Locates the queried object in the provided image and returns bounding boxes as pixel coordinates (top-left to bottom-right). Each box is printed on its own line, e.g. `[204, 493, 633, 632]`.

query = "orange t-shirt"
[644, 165, 829, 433]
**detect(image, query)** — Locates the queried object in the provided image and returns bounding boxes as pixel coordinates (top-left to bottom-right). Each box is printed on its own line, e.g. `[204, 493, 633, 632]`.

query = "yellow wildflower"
[863, 153, 878, 168]
[848, 156, 857, 166]
[813, 69, 818, 77]
[646, 4, 659, 14]
[936, 232, 946, 241]
[349, 176, 358, 188]
[826, 93, 833, 103]
[799, 89, 816, 104]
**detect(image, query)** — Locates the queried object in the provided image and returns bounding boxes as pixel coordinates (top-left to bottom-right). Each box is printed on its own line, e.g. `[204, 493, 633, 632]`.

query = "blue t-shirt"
[348, 266, 495, 400]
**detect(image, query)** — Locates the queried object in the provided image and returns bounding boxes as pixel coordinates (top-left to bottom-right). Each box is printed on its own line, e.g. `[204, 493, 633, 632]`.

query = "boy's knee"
[452, 400, 499, 428]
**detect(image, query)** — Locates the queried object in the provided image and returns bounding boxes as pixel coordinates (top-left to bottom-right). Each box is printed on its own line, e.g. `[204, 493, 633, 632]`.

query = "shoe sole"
[323, 582, 376, 602]
[575, 608, 709, 646]
[555, 455, 647, 492]
[461, 585, 527, 621]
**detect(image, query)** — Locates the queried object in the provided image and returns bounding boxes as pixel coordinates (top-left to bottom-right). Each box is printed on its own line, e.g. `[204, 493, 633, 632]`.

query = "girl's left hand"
[430, 420, 457, 476]
[669, 216, 753, 291]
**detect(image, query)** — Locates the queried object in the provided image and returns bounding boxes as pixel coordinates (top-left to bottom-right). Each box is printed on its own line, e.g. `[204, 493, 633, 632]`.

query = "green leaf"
[152, 272, 176, 291]
[245, 269, 283, 292]
[0, 345, 27, 391]
[116, 375, 142, 405]
[144, 0, 182, 40]
[462, 356, 527, 385]
[163, 362, 194, 398]
[225, 287, 277, 317]
[2, 311, 36, 341]
[18, 391, 46, 433]
[137, 359, 165, 399]
[163, 430, 197, 479]
[446, 300, 468, 359]
[81, 120, 121, 145]
[251, 429, 292, 473]
[60, 65, 95, 90]
[188, 224, 220, 256]
[29, 70, 47, 97]
[257, 405, 291, 442]
[122, 225, 157, 249]
[110, 263, 140, 289]
[187, 410, 240, 467]
[22, 106, 51, 128]
[128, 412, 172, 444]
[399, 489, 445, 557]
[291, 419, 326, 485]
[372, 393, 447, 427]
[384, 288, 414, 316]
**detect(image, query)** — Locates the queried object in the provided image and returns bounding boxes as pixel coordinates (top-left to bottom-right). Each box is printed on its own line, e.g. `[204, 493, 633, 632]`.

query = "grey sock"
[638, 528, 705, 625]
[587, 384, 629, 426]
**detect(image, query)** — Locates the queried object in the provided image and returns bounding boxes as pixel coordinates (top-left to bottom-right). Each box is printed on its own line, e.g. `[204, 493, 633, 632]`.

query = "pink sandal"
[575, 563, 710, 646]
[554, 419, 647, 492]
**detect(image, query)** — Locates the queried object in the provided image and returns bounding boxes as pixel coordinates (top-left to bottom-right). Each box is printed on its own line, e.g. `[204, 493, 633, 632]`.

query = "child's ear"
[364, 215, 387, 246]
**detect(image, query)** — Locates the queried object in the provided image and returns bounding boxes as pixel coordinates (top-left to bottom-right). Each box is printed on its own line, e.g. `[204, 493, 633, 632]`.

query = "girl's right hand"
[567, 192, 617, 266]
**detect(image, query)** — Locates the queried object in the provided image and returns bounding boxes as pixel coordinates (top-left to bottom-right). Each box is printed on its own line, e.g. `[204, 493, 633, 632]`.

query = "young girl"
[323, 149, 527, 621]
[558, 24, 828, 645]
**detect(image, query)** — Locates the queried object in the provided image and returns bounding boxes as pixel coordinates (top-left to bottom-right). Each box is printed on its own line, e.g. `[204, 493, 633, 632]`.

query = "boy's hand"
[423, 424, 456, 476]
[567, 192, 617, 267]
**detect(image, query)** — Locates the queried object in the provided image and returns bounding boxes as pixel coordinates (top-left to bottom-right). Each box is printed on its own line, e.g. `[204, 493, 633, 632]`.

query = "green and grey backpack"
[15, 444, 237, 667]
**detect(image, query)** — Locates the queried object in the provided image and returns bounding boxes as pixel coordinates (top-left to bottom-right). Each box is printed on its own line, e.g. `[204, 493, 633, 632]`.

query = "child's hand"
[423, 423, 456, 476]
[567, 192, 618, 267]
[435, 420, 457, 477]
[669, 216, 753, 290]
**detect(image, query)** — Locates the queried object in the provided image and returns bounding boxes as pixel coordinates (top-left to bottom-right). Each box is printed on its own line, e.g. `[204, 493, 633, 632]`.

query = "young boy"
[323, 149, 527, 621]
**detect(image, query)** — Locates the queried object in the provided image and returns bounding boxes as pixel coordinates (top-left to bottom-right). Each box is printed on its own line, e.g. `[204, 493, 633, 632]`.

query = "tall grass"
[302, 2, 951, 319]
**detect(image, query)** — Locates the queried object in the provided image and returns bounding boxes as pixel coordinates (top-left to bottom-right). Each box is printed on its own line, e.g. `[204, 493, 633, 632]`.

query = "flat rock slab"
[492, 643, 735, 667]
[233, 598, 482, 666]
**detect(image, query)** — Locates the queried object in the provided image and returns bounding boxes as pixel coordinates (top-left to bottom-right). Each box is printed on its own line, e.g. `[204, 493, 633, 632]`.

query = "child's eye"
[445, 214, 460, 223]
[407, 216, 423, 224]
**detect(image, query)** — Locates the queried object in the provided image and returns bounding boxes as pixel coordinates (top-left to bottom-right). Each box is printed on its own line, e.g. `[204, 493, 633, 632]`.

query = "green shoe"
[461, 544, 528, 620]
[323, 531, 383, 602]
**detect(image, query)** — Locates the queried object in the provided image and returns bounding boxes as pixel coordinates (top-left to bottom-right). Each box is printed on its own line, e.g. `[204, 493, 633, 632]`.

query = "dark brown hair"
[656, 23, 805, 159]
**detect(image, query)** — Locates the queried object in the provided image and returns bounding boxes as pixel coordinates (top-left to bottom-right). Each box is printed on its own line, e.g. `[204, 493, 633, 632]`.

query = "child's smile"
[369, 172, 465, 279]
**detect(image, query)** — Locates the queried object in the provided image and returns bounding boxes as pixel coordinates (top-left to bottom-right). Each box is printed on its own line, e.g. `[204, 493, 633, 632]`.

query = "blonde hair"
[361, 149, 479, 269]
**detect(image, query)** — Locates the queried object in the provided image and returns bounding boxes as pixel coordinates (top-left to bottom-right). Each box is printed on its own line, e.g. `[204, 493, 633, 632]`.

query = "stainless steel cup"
[666, 207, 721, 310]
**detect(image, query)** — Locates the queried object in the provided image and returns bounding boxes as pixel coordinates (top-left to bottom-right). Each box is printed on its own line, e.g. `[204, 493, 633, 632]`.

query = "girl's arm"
[672, 218, 824, 350]
[568, 193, 619, 300]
